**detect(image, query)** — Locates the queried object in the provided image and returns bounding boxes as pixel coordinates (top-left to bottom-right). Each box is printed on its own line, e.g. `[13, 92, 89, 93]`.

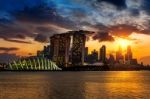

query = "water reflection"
[0, 71, 150, 99]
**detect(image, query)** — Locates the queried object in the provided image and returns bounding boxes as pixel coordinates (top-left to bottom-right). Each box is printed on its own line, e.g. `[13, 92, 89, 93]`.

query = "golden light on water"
[84, 72, 146, 98]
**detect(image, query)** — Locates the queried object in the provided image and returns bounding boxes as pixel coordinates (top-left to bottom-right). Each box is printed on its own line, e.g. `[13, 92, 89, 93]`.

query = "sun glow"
[115, 38, 132, 50]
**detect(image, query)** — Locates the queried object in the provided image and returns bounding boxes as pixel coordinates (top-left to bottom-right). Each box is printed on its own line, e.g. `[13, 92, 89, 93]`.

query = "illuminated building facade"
[71, 31, 86, 65]
[50, 34, 71, 67]
[50, 30, 87, 67]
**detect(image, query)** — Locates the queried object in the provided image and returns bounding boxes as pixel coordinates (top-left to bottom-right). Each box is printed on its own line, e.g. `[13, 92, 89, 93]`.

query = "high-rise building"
[91, 49, 98, 62]
[130, 59, 137, 65]
[108, 54, 115, 65]
[50, 30, 87, 67]
[86, 49, 98, 64]
[100, 45, 106, 63]
[71, 31, 86, 65]
[125, 45, 133, 64]
[50, 34, 71, 67]
[116, 46, 124, 64]
[43, 45, 51, 59]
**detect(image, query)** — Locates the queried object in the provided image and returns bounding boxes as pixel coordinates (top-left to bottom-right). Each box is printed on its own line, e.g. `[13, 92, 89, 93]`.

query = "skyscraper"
[71, 31, 86, 65]
[50, 34, 71, 67]
[100, 45, 106, 63]
[50, 30, 87, 67]
[125, 45, 133, 64]
[125, 46, 132, 62]
[116, 46, 124, 64]
[87, 49, 98, 64]
[43, 45, 51, 59]
[108, 54, 115, 65]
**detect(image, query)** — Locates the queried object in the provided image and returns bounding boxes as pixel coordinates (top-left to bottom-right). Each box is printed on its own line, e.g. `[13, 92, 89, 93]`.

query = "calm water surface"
[0, 71, 150, 99]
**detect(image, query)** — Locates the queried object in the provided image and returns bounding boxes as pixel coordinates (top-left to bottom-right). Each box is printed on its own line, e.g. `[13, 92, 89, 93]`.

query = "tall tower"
[71, 31, 86, 65]
[125, 45, 132, 64]
[91, 49, 98, 62]
[108, 54, 115, 64]
[50, 30, 88, 67]
[116, 46, 124, 64]
[100, 45, 106, 63]
[50, 34, 71, 67]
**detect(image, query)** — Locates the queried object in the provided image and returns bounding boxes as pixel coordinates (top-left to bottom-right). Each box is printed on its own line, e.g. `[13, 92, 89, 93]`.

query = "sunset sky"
[0, 0, 150, 64]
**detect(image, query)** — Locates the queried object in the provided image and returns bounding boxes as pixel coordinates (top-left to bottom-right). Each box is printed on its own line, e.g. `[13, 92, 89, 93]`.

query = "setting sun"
[115, 38, 132, 50]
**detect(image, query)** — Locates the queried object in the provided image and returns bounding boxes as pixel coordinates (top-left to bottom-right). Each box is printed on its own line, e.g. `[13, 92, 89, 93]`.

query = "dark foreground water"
[0, 71, 150, 99]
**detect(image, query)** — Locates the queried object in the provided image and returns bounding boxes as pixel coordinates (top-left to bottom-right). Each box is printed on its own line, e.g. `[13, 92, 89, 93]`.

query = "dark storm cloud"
[34, 34, 48, 43]
[141, 0, 150, 15]
[0, 0, 150, 44]
[108, 24, 150, 37]
[0, 18, 35, 42]
[0, 47, 19, 52]
[129, 8, 140, 16]
[36, 27, 54, 33]
[97, 0, 127, 10]
[108, 24, 139, 37]
[93, 23, 108, 32]
[35, 26, 60, 35]
[14, 5, 77, 30]
[93, 32, 114, 42]
[0, 2, 78, 43]
[4, 38, 32, 44]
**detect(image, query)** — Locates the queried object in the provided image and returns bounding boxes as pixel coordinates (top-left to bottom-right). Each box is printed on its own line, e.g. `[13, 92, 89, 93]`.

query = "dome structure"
[8, 57, 62, 71]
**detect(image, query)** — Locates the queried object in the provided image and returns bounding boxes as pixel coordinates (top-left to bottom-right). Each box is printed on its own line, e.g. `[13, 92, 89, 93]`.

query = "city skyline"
[0, 0, 150, 65]
[37, 33, 137, 66]
[1, 1, 150, 99]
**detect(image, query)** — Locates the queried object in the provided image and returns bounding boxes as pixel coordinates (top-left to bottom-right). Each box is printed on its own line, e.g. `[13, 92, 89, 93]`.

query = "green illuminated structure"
[8, 58, 62, 71]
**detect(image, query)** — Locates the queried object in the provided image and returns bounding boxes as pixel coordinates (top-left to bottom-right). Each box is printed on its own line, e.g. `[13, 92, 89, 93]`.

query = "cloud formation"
[0, 47, 19, 52]
[0, 0, 150, 44]
[93, 32, 114, 42]
[34, 34, 48, 43]
[97, 0, 127, 10]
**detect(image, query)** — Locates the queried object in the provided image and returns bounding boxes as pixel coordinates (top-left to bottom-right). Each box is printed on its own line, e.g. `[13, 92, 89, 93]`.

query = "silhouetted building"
[130, 59, 138, 65]
[116, 46, 124, 64]
[84, 47, 88, 62]
[87, 49, 98, 64]
[100, 45, 106, 63]
[43, 45, 51, 59]
[37, 50, 44, 58]
[37, 45, 51, 59]
[125, 45, 133, 64]
[108, 54, 115, 65]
